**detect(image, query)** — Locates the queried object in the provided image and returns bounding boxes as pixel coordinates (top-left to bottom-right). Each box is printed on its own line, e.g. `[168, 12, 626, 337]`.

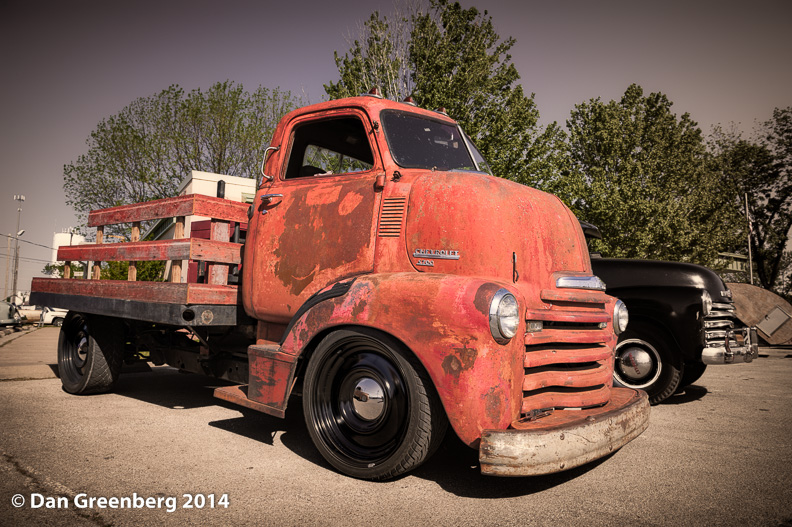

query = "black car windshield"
[381, 110, 490, 173]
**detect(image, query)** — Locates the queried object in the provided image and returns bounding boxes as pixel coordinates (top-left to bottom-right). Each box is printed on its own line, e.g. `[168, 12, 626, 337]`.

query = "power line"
[0, 252, 56, 264]
[0, 233, 57, 251]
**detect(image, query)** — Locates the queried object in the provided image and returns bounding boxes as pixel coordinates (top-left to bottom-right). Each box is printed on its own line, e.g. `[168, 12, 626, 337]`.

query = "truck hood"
[405, 171, 592, 296]
[590, 258, 730, 301]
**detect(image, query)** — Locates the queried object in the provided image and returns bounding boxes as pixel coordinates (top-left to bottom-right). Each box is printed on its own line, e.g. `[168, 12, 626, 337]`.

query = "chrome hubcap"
[351, 377, 385, 420]
[618, 346, 654, 381]
[614, 339, 662, 389]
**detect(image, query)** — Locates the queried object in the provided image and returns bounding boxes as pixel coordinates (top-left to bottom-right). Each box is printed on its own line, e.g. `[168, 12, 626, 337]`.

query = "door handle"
[260, 194, 283, 214]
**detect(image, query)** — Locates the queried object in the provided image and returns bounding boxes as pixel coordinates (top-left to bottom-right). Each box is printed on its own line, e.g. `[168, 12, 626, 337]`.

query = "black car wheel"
[58, 313, 123, 394]
[303, 328, 447, 480]
[613, 324, 683, 405]
[52, 317, 64, 327]
[677, 362, 707, 391]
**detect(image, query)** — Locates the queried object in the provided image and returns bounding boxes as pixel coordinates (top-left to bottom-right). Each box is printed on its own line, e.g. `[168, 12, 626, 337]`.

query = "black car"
[582, 222, 758, 404]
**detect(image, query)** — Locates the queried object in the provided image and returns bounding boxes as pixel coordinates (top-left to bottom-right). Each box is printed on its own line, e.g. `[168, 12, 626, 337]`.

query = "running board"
[213, 385, 285, 418]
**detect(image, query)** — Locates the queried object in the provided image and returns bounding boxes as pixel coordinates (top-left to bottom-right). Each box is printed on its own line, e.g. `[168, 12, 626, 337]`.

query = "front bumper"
[702, 326, 759, 365]
[479, 388, 650, 476]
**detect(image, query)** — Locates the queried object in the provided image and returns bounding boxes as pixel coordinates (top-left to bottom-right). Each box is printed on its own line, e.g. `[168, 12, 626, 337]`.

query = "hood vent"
[378, 197, 407, 237]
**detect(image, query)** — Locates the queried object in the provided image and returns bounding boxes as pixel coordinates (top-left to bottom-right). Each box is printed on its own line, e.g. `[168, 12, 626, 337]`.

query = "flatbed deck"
[30, 193, 250, 327]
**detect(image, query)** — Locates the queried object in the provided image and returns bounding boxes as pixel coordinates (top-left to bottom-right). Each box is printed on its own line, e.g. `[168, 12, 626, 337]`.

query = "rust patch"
[441, 345, 477, 378]
[473, 283, 501, 317]
[273, 184, 374, 296]
[483, 386, 505, 423]
[442, 355, 463, 377]
[351, 298, 368, 319]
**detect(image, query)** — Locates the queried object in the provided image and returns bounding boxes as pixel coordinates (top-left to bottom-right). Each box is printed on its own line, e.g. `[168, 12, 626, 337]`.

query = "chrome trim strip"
[556, 276, 607, 291]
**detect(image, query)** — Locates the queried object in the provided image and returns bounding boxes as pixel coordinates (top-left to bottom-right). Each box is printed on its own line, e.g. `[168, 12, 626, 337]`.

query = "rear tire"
[58, 312, 124, 394]
[613, 324, 683, 405]
[303, 328, 447, 480]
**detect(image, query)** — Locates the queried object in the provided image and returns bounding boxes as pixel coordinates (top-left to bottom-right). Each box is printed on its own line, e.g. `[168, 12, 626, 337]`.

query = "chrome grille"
[704, 297, 738, 348]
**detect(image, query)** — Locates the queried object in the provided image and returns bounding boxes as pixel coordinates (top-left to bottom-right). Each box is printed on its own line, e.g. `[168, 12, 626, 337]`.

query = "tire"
[303, 328, 447, 480]
[13, 312, 21, 325]
[52, 318, 64, 327]
[677, 362, 707, 391]
[58, 312, 124, 394]
[613, 324, 683, 405]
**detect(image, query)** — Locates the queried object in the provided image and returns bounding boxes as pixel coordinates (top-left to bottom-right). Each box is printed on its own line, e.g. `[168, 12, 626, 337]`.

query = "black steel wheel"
[303, 328, 447, 480]
[58, 312, 123, 394]
[613, 324, 683, 405]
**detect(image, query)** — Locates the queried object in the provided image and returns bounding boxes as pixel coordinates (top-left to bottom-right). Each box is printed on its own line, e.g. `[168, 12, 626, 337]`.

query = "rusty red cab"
[32, 95, 649, 480]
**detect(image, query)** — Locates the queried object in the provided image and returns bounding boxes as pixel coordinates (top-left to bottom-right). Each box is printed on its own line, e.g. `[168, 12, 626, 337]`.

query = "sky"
[1, 0, 790, 298]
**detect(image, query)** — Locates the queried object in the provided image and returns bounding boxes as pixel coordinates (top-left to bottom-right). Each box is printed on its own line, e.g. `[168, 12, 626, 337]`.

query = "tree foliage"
[325, 0, 564, 186]
[709, 108, 792, 296]
[551, 84, 728, 264]
[64, 81, 302, 232]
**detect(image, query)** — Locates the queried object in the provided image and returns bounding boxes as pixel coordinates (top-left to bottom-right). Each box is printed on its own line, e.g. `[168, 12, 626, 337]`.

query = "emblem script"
[412, 249, 460, 260]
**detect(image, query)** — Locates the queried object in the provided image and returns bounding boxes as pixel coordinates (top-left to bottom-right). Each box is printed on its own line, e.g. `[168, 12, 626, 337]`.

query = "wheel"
[52, 317, 64, 327]
[13, 312, 21, 325]
[58, 313, 124, 394]
[303, 328, 447, 480]
[613, 325, 683, 405]
[677, 362, 707, 391]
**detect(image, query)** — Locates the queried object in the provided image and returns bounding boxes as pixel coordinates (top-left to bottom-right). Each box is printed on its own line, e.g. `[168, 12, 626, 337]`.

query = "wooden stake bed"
[30, 194, 251, 327]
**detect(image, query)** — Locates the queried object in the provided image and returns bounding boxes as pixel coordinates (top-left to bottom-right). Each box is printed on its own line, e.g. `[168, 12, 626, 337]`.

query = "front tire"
[678, 362, 707, 391]
[303, 328, 447, 480]
[613, 324, 683, 405]
[58, 312, 124, 394]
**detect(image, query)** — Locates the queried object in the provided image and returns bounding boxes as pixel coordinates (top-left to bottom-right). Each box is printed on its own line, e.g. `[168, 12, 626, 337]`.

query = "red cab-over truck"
[31, 94, 650, 480]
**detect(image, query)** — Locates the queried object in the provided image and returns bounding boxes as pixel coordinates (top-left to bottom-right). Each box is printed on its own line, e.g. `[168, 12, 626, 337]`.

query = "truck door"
[244, 109, 382, 323]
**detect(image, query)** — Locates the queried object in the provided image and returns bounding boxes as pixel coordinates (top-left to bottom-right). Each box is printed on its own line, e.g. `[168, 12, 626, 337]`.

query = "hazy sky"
[1, 0, 790, 296]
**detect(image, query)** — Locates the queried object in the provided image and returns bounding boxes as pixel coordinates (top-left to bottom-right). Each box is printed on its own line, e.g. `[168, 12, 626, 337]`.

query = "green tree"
[552, 84, 727, 264]
[64, 81, 301, 233]
[325, 0, 564, 186]
[709, 108, 792, 297]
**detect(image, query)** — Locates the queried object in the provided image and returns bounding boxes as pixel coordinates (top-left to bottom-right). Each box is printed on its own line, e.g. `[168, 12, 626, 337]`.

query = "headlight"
[489, 289, 520, 343]
[701, 290, 712, 316]
[613, 300, 629, 335]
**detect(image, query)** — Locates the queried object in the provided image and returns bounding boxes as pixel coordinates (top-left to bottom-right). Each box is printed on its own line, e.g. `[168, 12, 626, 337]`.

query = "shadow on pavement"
[663, 384, 708, 405]
[111, 367, 235, 410]
[409, 432, 611, 498]
[75, 365, 621, 494]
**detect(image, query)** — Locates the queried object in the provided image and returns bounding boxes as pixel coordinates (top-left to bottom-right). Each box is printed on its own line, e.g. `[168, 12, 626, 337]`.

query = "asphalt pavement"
[1, 326, 791, 526]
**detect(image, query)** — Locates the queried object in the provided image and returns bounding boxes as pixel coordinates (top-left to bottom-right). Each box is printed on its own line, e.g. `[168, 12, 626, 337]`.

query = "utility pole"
[745, 193, 754, 285]
[11, 195, 25, 303]
[3, 234, 10, 300]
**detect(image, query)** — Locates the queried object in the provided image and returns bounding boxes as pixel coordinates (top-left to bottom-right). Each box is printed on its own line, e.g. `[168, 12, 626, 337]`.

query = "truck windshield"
[381, 110, 491, 174]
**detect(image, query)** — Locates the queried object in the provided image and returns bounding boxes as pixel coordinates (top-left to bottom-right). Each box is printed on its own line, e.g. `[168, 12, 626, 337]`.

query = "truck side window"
[285, 117, 374, 179]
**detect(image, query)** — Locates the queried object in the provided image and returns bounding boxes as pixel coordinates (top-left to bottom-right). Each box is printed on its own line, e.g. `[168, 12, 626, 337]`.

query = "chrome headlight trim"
[702, 290, 713, 316]
[613, 299, 629, 335]
[489, 288, 520, 343]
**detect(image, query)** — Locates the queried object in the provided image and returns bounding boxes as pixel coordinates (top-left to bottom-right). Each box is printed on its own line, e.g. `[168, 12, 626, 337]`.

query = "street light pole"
[11, 195, 25, 304]
[3, 234, 10, 301]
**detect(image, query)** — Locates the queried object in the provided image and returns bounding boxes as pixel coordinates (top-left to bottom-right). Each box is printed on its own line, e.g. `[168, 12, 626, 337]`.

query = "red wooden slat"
[87, 194, 250, 227]
[31, 277, 239, 305]
[57, 239, 242, 264]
